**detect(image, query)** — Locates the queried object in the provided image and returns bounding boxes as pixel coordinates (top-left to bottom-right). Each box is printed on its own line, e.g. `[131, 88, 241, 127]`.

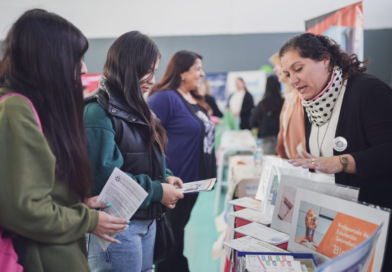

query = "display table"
[223, 205, 288, 272]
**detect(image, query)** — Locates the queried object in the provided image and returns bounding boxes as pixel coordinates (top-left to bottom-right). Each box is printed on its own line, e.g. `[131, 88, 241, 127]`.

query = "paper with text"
[234, 222, 289, 245]
[96, 167, 148, 250]
[230, 208, 272, 225]
[229, 197, 262, 211]
[224, 236, 288, 253]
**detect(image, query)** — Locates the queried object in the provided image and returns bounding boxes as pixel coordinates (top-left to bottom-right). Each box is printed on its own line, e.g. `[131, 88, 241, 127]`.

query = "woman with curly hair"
[283, 33, 392, 271]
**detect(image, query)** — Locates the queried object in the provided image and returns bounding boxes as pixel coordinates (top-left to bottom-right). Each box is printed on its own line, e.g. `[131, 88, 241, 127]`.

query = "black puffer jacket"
[85, 79, 167, 219]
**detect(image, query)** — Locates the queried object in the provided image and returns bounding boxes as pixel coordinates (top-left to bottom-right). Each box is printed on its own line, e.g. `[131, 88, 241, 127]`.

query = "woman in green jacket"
[0, 9, 128, 272]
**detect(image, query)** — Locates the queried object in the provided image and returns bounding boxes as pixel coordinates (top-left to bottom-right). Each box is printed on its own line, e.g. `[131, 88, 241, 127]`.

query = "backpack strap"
[0, 93, 42, 133]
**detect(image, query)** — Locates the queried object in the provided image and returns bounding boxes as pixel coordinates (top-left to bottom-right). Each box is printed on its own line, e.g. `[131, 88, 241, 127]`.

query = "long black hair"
[149, 50, 210, 111]
[279, 33, 367, 78]
[259, 75, 284, 117]
[0, 9, 92, 201]
[103, 31, 167, 151]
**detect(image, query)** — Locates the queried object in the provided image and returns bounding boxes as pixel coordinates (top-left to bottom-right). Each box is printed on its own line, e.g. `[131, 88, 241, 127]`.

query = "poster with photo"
[271, 175, 359, 235]
[288, 188, 390, 272]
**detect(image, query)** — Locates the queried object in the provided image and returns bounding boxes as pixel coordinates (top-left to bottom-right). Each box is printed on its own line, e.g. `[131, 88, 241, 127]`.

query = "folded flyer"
[234, 222, 289, 245]
[175, 178, 216, 193]
[96, 167, 148, 250]
[230, 208, 272, 225]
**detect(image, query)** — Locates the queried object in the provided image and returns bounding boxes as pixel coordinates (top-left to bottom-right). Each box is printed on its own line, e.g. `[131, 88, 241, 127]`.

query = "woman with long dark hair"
[249, 75, 284, 154]
[148, 50, 217, 272]
[84, 31, 184, 272]
[0, 9, 127, 272]
[283, 33, 392, 271]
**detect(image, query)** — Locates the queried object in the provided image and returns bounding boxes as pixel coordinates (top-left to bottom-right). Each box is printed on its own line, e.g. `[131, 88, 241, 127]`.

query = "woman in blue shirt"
[148, 50, 217, 272]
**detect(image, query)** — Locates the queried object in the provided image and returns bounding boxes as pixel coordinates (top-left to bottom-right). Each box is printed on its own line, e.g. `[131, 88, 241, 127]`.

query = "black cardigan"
[304, 73, 392, 270]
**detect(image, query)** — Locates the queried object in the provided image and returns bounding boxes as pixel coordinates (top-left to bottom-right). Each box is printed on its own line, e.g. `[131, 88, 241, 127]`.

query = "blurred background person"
[228, 77, 254, 130]
[249, 75, 284, 154]
[198, 79, 223, 118]
[148, 50, 216, 272]
[270, 52, 306, 159]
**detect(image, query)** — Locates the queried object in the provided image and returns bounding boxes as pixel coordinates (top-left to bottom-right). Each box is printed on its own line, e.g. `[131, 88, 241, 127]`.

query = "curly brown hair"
[279, 33, 368, 79]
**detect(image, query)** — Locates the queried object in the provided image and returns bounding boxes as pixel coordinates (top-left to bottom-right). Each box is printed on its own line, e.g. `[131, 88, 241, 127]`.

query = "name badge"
[333, 136, 348, 152]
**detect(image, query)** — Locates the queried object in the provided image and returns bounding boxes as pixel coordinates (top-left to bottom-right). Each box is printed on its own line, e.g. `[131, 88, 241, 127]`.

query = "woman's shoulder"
[348, 73, 392, 94]
[0, 88, 39, 125]
[84, 101, 114, 131]
[149, 89, 178, 100]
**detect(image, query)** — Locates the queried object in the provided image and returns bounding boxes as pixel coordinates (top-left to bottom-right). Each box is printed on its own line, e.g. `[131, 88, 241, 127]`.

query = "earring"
[325, 66, 328, 69]
[181, 77, 184, 81]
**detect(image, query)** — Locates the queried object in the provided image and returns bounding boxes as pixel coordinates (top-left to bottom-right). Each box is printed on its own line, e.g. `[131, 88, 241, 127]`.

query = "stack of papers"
[234, 222, 290, 245]
[229, 197, 262, 211]
[230, 208, 272, 225]
[245, 255, 303, 272]
[175, 178, 216, 193]
[224, 236, 288, 253]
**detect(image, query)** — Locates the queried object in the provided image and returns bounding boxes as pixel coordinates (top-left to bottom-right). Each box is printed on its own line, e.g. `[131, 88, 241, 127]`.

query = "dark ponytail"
[279, 33, 368, 78]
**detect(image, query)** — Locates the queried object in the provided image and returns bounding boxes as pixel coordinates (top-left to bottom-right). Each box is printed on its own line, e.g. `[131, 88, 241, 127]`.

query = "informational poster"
[305, 2, 363, 60]
[204, 73, 228, 111]
[288, 188, 390, 272]
[226, 70, 267, 105]
[271, 174, 359, 235]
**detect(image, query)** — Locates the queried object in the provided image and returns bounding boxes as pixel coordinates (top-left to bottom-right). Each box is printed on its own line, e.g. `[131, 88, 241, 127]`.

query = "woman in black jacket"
[249, 75, 284, 154]
[282, 33, 392, 271]
[84, 31, 184, 272]
[228, 77, 254, 130]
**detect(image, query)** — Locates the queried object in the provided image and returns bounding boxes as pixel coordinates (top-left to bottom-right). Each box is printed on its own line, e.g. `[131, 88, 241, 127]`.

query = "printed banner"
[305, 2, 363, 60]
[288, 188, 390, 272]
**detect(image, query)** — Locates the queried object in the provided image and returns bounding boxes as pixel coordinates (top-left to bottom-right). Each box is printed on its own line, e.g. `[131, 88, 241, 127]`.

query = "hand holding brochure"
[175, 178, 216, 193]
[96, 167, 148, 250]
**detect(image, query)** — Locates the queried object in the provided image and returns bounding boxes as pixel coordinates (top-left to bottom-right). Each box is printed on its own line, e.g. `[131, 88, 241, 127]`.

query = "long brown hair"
[279, 33, 368, 79]
[149, 50, 210, 111]
[104, 31, 167, 151]
[0, 9, 92, 201]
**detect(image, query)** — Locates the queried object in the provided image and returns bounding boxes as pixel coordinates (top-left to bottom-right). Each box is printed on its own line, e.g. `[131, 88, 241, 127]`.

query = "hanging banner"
[305, 1, 363, 60]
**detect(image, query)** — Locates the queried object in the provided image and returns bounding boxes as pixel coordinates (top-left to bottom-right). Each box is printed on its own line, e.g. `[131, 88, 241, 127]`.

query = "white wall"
[0, 0, 391, 39]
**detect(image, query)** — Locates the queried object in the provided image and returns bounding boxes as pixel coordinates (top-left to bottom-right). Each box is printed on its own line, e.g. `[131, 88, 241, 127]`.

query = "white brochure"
[175, 178, 216, 193]
[229, 197, 262, 211]
[224, 236, 288, 253]
[288, 188, 390, 271]
[234, 222, 289, 245]
[230, 208, 272, 225]
[271, 174, 359, 235]
[96, 167, 148, 251]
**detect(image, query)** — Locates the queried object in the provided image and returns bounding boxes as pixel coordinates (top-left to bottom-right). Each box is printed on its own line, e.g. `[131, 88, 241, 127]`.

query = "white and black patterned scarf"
[302, 66, 343, 127]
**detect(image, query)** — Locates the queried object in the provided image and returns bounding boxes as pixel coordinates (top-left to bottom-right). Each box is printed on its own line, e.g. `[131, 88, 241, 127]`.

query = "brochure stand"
[288, 188, 390, 272]
[271, 174, 359, 235]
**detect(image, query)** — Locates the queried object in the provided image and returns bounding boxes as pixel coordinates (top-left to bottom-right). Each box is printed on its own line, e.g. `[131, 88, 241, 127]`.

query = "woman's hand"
[93, 211, 129, 243]
[85, 196, 113, 209]
[161, 183, 184, 209]
[288, 150, 344, 174]
[166, 176, 183, 188]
